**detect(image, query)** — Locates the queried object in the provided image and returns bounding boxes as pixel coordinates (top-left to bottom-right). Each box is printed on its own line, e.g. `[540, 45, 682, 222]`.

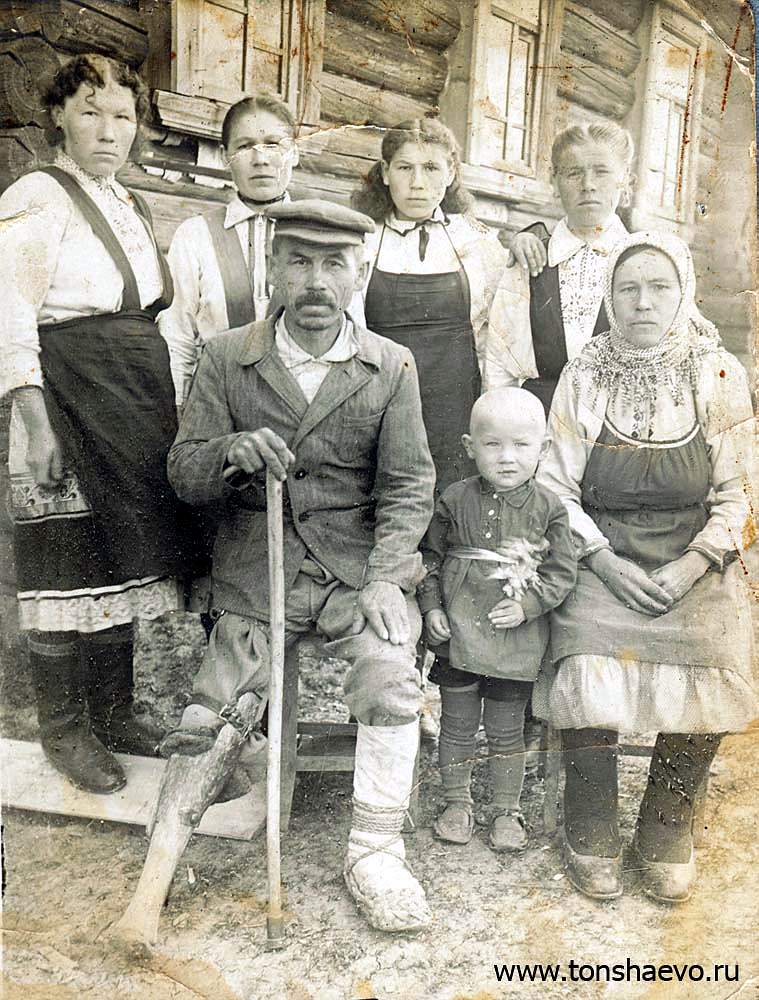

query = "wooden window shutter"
[171, 0, 322, 118]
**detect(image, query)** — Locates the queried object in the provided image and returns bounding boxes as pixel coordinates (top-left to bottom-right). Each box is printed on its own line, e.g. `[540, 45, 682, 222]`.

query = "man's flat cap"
[266, 199, 375, 246]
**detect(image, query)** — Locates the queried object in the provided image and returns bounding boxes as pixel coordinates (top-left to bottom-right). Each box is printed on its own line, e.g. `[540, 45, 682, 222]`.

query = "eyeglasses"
[231, 137, 296, 157]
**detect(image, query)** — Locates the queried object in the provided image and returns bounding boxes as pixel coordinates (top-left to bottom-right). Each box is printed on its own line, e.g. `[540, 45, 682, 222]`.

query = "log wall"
[690, 35, 756, 367]
[0, 1, 149, 184]
[554, 1, 643, 131]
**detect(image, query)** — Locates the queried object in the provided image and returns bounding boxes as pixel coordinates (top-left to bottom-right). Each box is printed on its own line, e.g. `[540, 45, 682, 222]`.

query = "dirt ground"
[1, 613, 758, 1000]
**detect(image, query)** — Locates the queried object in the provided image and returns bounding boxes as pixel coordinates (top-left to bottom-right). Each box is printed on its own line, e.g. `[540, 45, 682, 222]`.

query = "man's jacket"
[168, 315, 436, 620]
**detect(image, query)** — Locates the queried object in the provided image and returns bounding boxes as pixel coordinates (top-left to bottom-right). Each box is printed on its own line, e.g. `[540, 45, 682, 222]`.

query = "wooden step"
[0, 738, 266, 841]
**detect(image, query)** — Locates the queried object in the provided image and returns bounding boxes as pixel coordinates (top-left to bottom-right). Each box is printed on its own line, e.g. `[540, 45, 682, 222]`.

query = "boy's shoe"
[489, 810, 528, 852]
[432, 804, 474, 844]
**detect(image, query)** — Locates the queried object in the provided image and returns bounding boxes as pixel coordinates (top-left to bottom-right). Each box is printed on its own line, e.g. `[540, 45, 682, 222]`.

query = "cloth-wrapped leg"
[344, 721, 431, 932]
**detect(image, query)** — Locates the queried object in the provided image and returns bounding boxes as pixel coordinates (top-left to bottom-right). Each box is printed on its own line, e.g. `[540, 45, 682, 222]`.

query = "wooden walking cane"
[265, 467, 287, 949]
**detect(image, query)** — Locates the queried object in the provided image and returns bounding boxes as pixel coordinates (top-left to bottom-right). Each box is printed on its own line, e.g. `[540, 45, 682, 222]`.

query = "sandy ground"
[1, 613, 758, 1000]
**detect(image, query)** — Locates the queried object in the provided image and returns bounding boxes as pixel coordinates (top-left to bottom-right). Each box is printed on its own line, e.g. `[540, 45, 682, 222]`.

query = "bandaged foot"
[344, 830, 431, 932]
[345, 720, 431, 931]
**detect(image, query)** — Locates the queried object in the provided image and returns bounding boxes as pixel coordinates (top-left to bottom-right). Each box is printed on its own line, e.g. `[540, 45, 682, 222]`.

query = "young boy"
[419, 388, 577, 850]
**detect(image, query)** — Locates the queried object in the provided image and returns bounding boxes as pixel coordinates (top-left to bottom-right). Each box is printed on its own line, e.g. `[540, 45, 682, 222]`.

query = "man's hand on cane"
[227, 428, 295, 481]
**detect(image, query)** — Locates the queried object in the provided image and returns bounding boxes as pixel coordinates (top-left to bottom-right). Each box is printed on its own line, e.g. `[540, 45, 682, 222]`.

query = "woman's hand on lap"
[649, 551, 710, 603]
[587, 548, 672, 616]
[424, 609, 451, 644]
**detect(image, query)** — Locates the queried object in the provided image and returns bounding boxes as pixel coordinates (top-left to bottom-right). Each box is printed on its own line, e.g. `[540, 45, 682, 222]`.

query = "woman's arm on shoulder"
[690, 349, 755, 565]
[0, 172, 71, 397]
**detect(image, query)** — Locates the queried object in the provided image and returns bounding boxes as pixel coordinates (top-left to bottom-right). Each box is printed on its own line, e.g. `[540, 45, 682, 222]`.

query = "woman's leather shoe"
[562, 832, 623, 900]
[631, 838, 695, 904]
[93, 705, 163, 757]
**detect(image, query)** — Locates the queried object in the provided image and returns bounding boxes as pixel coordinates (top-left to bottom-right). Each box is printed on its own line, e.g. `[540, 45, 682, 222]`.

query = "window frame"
[161, 0, 324, 137]
[634, 2, 706, 230]
[465, 0, 565, 188]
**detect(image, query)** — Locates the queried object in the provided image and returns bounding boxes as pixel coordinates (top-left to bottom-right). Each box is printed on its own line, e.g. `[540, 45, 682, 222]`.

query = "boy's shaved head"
[470, 388, 546, 437]
[464, 389, 548, 490]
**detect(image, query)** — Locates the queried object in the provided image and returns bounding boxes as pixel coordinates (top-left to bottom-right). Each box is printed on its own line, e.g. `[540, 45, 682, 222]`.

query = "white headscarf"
[572, 231, 721, 409]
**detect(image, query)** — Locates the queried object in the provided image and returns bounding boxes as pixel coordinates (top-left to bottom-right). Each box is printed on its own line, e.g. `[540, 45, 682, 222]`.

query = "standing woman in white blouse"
[353, 119, 511, 495]
[501, 122, 633, 414]
[0, 55, 192, 794]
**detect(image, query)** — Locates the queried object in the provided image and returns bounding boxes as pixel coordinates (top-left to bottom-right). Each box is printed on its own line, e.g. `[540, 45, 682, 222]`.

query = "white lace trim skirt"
[533, 654, 759, 734]
[17, 575, 183, 634]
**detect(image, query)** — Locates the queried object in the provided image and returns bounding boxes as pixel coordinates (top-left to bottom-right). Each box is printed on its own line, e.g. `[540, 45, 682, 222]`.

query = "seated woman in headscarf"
[538, 231, 757, 904]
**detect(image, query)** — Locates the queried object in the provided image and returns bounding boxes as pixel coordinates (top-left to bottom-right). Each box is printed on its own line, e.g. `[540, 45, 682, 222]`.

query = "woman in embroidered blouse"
[352, 118, 511, 495]
[499, 122, 634, 414]
[538, 232, 757, 904]
[0, 55, 192, 794]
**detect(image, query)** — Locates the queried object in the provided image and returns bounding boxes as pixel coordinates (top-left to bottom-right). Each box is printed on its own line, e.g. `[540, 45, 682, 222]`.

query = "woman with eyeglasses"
[158, 91, 299, 410]
[158, 91, 300, 637]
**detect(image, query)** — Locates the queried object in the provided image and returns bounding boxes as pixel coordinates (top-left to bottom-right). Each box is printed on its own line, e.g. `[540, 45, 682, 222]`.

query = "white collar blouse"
[0, 150, 163, 396]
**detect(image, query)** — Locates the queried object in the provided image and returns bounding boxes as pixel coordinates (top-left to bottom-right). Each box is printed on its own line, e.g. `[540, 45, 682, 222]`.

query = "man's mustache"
[295, 293, 335, 308]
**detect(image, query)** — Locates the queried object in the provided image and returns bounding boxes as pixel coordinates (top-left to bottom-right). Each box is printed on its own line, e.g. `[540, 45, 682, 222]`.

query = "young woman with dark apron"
[353, 119, 512, 743]
[0, 55, 195, 795]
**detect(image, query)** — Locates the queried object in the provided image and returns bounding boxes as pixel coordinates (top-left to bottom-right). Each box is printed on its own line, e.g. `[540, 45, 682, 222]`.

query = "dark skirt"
[12, 310, 199, 632]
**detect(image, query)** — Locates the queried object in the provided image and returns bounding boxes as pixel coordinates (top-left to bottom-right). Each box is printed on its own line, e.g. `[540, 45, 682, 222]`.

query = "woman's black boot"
[634, 732, 719, 903]
[84, 625, 164, 757]
[30, 632, 126, 794]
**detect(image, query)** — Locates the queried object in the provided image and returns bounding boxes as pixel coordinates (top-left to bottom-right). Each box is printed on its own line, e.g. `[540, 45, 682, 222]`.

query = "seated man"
[167, 200, 436, 933]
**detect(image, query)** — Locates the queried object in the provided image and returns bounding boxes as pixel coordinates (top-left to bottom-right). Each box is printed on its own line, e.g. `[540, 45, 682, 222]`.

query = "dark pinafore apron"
[364, 225, 479, 494]
[549, 415, 743, 670]
[14, 166, 197, 598]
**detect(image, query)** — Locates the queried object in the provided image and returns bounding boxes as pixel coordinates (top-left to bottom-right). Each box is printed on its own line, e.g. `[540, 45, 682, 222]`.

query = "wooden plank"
[153, 89, 229, 141]
[296, 754, 355, 772]
[297, 721, 358, 737]
[578, 0, 646, 35]
[320, 70, 433, 126]
[323, 9, 448, 100]
[0, 738, 267, 841]
[561, 2, 641, 78]
[557, 59, 636, 120]
[327, 0, 461, 51]
[138, 0, 173, 92]
[39, 0, 149, 65]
